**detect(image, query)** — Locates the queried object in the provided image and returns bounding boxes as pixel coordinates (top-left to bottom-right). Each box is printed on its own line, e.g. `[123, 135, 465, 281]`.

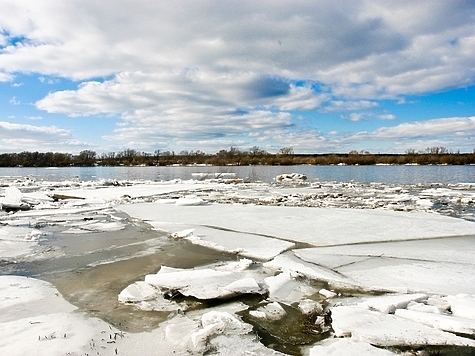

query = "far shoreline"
[1, 148, 475, 167]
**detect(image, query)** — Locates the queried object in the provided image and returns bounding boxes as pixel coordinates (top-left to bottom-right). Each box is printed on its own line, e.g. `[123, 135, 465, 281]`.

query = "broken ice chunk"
[175, 195, 206, 206]
[265, 272, 303, 302]
[171, 228, 195, 239]
[407, 301, 443, 314]
[215, 258, 254, 271]
[298, 299, 324, 315]
[145, 267, 263, 300]
[118, 281, 159, 303]
[395, 309, 475, 336]
[222, 278, 261, 295]
[1, 187, 30, 211]
[426, 296, 451, 313]
[252, 301, 287, 321]
[445, 294, 475, 319]
[360, 293, 427, 314]
[319, 288, 337, 299]
[189, 311, 253, 353]
[249, 310, 267, 319]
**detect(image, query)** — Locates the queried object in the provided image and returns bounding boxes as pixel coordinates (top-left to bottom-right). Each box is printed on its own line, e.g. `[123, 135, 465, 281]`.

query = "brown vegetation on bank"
[0, 147, 474, 167]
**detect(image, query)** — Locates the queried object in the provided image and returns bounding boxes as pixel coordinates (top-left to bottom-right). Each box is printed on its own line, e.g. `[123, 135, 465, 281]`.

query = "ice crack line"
[202, 224, 315, 248]
[331, 253, 474, 267]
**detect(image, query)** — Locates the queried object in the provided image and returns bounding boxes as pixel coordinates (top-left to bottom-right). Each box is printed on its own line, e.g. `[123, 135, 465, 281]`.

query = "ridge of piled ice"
[360, 293, 428, 314]
[120, 259, 267, 302]
[331, 305, 475, 347]
[395, 309, 475, 335]
[263, 252, 357, 289]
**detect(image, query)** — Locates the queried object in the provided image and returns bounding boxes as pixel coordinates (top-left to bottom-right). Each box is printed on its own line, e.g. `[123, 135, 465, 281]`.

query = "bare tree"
[278, 147, 294, 155]
[77, 150, 96, 166]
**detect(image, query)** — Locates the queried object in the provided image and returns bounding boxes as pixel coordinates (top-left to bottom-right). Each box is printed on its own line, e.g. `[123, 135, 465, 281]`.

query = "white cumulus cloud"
[0, 0, 474, 152]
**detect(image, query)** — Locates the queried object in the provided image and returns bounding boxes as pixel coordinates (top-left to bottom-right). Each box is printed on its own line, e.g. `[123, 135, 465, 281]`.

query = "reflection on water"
[43, 242, 236, 332]
[1, 164, 474, 184]
[238, 291, 330, 355]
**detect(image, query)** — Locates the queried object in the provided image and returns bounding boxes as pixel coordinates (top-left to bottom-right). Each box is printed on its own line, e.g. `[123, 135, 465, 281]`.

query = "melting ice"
[1, 176, 475, 355]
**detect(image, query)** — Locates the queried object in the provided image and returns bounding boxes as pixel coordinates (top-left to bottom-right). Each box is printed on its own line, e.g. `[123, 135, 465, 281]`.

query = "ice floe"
[395, 308, 475, 335]
[445, 294, 475, 319]
[264, 271, 319, 305]
[308, 338, 396, 355]
[120, 202, 475, 247]
[275, 173, 307, 183]
[0, 276, 126, 356]
[360, 293, 428, 314]
[331, 305, 475, 347]
[144, 267, 262, 300]
[0, 187, 31, 212]
[170, 226, 294, 261]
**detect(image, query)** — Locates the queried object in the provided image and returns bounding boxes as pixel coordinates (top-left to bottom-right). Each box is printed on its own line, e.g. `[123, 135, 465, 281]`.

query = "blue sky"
[0, 1, 474, 155]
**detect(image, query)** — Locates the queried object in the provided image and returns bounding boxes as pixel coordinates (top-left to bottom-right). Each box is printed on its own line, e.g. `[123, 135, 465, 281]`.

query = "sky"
[0, 0, 474, 155]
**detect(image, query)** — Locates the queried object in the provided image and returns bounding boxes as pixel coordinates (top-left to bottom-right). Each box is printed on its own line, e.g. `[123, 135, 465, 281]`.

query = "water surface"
[1, 164, 474, 184]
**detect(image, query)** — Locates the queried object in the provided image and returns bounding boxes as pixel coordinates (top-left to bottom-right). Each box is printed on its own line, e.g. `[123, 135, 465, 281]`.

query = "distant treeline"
[0, 147, 474, 167]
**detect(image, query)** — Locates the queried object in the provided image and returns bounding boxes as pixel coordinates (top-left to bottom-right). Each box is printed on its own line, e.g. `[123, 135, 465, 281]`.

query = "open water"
[0, 164, 474, 184]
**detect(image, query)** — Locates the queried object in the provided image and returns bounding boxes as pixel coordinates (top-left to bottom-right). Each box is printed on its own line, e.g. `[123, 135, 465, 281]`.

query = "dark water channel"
[2, 217, 235, 330]
[43, 242, 237, 332]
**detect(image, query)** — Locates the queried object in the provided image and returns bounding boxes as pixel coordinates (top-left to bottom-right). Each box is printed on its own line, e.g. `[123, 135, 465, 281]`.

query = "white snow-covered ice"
[1, 177, 475, 355]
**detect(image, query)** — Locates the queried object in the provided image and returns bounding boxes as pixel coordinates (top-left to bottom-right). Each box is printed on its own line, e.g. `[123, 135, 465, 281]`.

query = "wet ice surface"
[1, 177, 475, 355]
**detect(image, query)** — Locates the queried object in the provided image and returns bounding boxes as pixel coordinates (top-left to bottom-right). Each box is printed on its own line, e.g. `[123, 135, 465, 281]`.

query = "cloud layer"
[0, 0, 474, 153]
[0, 121, 87, 152]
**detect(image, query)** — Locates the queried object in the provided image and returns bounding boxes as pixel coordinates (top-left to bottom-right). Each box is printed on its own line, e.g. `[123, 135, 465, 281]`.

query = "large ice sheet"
[50, 181, 223, 202]
[120, 203, 475, 246]
[0, 225, 45, 258]
[294, 236, 475, 294]
[331, 305, 475, 347]
[308, 338, 396, 355]
[159, 225, 294, 261]
[342, 259, 475, 295]
[395, 309, 475, 335]
[0, 276, 123, 356]
[295, 236, 475, 265]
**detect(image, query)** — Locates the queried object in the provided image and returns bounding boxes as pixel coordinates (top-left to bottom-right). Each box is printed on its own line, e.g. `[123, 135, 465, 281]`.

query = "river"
[1, 164, 474, 184]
